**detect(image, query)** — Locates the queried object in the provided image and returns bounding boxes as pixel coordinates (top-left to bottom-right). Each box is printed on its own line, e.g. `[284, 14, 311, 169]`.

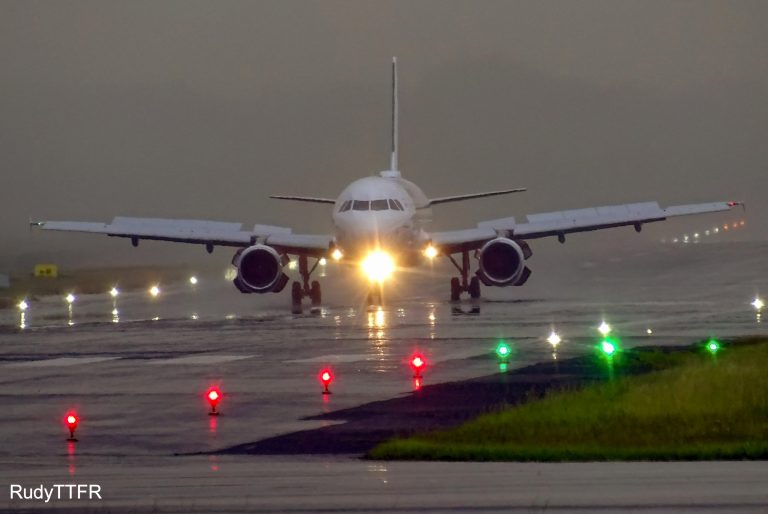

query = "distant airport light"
[732, 223, 738, 229]
[694, 233, 700, 239]
[18, 300, 28, 311]
[646, 328, 653, 335]
[189, 276, 198, 285]
[706, 339, 721, 355]
[547, 331, 561, 347]
[410, 354, 426, 378]
[65, 413, 79, 441]
[65, 293, 76, 304]
[740, 220, 745, 226]
[319, 369, 333, 394]
[111, 308, 118, 316]
[206, 387, 222, 415]
[361, 250, 395, 282]
[109, 287, 119, 298]
[723, 224, 728, 231]
[149, 285, 160, 297]
[331, 248, 343, 261]
[600, 339, 617, 357]
[423, 244, 438, 259]
[495, 342, 511, 361]
[598, 321, 612, 336]
[713, 227, 719, 233]
[704, 230, 710, 236]
[752, 298, 764, 311]
[319, 258, 327, 266]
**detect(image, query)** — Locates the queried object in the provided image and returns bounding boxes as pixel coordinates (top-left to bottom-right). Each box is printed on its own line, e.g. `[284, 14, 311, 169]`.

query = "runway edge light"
[65, 412, 79, 441]
[706, 339, 721, 355]
[495, 341, 511, 362]
[319, 369, 333, 395]
[410, 353, 426, 378]
[206, 387, 222, 416]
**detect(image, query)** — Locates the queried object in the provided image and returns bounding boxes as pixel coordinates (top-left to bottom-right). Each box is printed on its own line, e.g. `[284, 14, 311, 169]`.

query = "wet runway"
[0, 242, 766, 510]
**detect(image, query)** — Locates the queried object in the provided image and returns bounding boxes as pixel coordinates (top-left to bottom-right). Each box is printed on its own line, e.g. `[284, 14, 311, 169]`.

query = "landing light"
[149, 285, 160, 297]
[331, 248, 343, 261]
[109, 287, 119, 297]
[189, 276, 198, 285]
[65, 293, 76, 304]
[423, 245, 438, 259]
[752, 298, 764, 311]
[361, 250, 395, 282]
[18, 300, 28, 311]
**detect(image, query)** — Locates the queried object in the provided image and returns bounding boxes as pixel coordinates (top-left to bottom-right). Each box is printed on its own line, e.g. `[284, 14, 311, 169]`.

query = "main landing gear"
[291, 255, 322, 314]
[447, 250, 481, 301]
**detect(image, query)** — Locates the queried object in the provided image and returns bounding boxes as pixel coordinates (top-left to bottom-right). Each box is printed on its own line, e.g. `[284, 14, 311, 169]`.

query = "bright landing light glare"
[423, 245, 438, 259]
[361, 250, 395, 282]
[331, 248, 343, 261]
[752, 298, 764, 311]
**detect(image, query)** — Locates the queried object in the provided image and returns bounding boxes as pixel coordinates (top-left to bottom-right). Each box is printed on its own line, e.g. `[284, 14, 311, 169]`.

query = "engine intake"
[232, 244, 288, 294]
[477, 237, 532, 287]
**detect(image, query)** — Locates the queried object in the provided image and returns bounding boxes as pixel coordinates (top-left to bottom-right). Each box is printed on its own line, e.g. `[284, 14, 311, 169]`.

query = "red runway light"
[65, 412, 79, 441]
[206, 387, 222, 416]
[410, 354, 426, 378]
[319, 369, 333, 394]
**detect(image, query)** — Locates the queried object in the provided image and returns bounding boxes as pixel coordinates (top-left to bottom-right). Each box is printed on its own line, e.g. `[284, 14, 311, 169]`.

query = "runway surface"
[0, 241, 766, 510]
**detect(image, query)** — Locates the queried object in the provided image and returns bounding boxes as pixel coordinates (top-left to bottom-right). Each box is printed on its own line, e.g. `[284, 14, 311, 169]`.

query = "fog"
[1, 0, 766, 271]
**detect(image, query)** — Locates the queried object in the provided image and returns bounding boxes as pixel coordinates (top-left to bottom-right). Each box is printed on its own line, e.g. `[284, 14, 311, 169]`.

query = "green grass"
[369, 340, 768, 461]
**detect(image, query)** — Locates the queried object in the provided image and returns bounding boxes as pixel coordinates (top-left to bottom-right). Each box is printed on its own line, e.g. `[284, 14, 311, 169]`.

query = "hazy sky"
[2, 0, 766, 270]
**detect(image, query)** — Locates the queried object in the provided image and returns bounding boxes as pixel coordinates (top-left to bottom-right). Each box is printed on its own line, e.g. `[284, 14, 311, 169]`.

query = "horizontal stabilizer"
[269, 195, 336, 204]
[427, 188, 526, 206]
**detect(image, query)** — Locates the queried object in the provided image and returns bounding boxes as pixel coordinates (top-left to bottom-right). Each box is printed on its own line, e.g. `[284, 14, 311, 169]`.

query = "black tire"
[291, 281, 302, 305]
[310, 280, 321, 306]
[450, 277, 461, 302]
[469, 276, 481, 299]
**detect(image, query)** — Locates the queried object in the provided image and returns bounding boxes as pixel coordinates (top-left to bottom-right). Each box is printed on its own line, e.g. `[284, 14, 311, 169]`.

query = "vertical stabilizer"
[390, 56, 399, 172]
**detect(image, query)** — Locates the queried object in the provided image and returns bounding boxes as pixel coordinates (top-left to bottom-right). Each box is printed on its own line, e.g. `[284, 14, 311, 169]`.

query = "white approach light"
[65, 293, 76, 304]
[149, 285, 160, 297]
[546, 331, 561, 347]
[109, 287, 119, 298]
[189, 276, 198, 285]
[319, 258, 327, 266]
[423, 245, 439, 259]
[752, 298, 764, 311]
[18, 300, 28, 311]
[598, 321, 612, 336]
[331, 248, 343, 261]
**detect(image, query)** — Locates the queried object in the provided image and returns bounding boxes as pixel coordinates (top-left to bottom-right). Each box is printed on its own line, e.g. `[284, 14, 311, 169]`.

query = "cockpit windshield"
[371, 199, 389, 211]
[353, 200, 370, 211]
[341, 199, 406, 212]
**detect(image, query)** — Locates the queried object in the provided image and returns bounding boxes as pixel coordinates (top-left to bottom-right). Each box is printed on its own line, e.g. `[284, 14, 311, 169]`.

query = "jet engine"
[231, 245, 289, 294]
[476, 237, 532, 287]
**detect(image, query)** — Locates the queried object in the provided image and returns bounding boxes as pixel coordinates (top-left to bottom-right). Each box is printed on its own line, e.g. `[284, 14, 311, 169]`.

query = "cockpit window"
[353, 200, 370, 211]
[339, 200, 352, 212]
[371, 199, 389, 211]
[391, 199, 405, 211]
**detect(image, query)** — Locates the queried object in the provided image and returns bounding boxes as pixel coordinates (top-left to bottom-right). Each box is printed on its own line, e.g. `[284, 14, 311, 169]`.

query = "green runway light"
[495, 342, 511, 360]
[600, 339, 617, 357]
[706, 339, 721, 354]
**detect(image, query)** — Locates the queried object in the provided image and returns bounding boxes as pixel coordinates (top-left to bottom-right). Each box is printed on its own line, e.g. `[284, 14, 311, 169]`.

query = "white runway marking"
[148, 354, 256, 365]
[8, 357, 119, 368]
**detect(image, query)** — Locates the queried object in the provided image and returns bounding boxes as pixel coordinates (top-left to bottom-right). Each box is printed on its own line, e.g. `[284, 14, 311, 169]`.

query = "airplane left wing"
[32, 217, 332, 256]
[429, 201, 743, 253]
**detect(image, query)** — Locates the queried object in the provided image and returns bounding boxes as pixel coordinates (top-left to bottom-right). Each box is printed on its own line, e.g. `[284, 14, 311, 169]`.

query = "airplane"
[32, 58, 743, 311]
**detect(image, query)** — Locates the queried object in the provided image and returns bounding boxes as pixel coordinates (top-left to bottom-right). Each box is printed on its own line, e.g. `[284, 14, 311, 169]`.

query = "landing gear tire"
[310, 280, 322, 306]
[291, 281, 303, 313]
[450, 277, 461, 302]
[468, 276, 481, 299]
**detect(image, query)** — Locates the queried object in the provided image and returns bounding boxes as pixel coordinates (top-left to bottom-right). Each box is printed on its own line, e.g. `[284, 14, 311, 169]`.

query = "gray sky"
[2, 0, 766, 270]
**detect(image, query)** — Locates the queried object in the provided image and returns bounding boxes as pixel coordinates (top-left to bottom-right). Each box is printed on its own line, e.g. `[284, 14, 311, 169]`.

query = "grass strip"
[369, 340, 768, 461]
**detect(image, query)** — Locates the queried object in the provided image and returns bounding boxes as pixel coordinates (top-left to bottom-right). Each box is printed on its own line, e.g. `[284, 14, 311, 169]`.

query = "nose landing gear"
[291, 255, 323, 314]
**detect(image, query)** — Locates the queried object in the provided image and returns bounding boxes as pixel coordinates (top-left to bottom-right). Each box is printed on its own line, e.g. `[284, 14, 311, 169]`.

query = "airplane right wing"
[429, 201, 743, 253]
[32, 216, 332, 256]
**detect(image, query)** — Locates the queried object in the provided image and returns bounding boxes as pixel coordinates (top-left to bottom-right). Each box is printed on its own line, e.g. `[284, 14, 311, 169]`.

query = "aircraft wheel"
[450, 277, 461, 302]
[469, 276, 481, 299]
[310, 280, 322, 306]
[291, 281, 303, 312]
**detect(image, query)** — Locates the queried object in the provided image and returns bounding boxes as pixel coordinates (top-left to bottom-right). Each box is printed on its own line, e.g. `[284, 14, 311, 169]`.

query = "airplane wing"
[429, 201, 743, 253]
[426, 188, 526, 207]
[269, 195, 337, 204]
[31, 216, 332, 256]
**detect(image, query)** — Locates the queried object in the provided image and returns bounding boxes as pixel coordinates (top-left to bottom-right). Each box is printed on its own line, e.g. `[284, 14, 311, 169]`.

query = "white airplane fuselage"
[331, 172, 427, 263]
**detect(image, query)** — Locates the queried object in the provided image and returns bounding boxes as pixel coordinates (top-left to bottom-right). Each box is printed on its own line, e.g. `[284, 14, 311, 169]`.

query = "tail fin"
[390, 56, 399, 172]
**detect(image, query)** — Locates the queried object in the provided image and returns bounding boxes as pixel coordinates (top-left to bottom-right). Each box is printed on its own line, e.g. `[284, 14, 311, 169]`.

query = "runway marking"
[7, 357, 119, 368]
[147, 354, 256, 365]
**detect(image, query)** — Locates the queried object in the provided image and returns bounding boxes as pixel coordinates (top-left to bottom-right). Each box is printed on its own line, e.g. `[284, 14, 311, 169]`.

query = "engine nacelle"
[231, 245, 289, 294]
[476, 237, 532, 287]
